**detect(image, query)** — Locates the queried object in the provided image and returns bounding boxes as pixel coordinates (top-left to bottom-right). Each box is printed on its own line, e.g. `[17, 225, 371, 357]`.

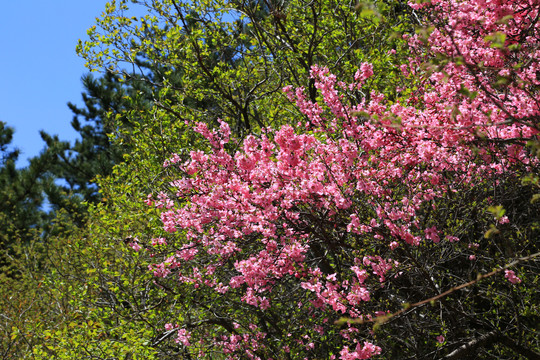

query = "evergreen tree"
[40, 72, 135, 209]
[0, 121, 51, 278]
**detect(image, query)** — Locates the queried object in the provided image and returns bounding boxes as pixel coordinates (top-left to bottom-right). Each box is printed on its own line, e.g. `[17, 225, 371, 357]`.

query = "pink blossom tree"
[145, 0, 540, 358]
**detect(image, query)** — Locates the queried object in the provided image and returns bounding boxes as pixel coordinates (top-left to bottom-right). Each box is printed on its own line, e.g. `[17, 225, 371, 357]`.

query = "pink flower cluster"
[143, 0, 539, 357]
[504, 269, 521, 284]
[340, 341, 382, 360]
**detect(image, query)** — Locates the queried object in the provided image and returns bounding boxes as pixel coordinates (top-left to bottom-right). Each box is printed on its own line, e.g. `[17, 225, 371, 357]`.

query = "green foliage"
[78, 0, 416, 134]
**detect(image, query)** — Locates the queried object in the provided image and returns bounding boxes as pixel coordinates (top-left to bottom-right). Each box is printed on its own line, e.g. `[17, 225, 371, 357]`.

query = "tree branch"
[337, 251, 540, 326]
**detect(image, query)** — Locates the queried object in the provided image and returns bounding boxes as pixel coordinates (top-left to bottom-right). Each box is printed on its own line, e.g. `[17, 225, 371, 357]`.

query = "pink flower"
[340, 341, 382, 359]
[399, 64, 408, 76]
[436, 335, 445, 344]
[504, 270, 521, 284]
[498, 216, 510, 224]
[354, 63, 374, 82]
[424, 226, 440, 243]
[144, 194, 153, 206]
[175, 328, 191, 347]
[151, 237, 167, 246]
[129, 241, 141, 252]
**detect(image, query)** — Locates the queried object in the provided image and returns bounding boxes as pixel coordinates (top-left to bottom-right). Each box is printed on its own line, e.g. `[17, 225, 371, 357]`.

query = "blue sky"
[0, 1, 113, 167]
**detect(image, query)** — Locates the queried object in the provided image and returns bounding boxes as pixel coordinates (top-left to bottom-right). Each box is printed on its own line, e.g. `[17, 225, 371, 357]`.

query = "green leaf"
[484, 225, 500, 239]
[487, 205, 506, 219]
[484, 31, 507, 49]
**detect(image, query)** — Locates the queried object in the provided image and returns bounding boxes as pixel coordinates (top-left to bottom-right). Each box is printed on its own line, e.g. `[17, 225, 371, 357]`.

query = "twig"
[336, 251, 540, 326]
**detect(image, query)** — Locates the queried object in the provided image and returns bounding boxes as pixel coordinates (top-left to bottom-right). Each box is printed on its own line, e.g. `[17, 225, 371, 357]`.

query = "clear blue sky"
[0, 1, 113, 168]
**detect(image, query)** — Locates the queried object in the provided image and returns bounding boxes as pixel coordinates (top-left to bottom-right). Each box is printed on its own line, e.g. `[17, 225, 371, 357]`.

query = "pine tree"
[40, 72, 132, 208]
[0, 121, 50, 278]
